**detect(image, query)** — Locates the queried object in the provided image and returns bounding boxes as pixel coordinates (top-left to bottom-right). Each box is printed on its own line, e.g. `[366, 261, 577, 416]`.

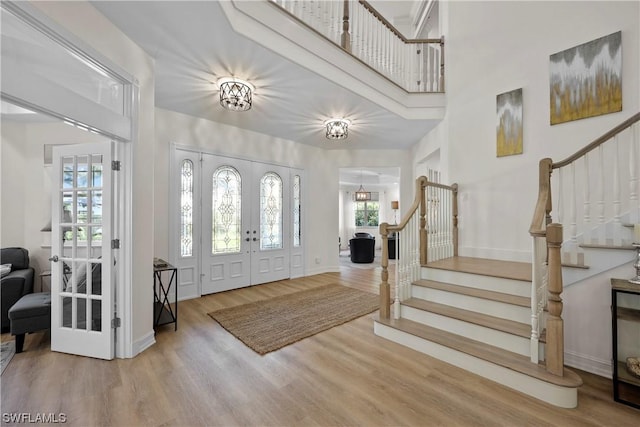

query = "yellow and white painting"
[497, 88, 523, 157]
[550, 31, 622, 125]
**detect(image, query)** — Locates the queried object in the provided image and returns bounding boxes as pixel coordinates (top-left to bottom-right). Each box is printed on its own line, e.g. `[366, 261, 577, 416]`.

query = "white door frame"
[2, 1, 137, 358]
[169, 145, 306, 298]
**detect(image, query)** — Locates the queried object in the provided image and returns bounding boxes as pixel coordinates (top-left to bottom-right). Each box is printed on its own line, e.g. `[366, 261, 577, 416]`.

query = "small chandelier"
[217, 77, 254, 112]
[355, 184, 371, 201]
[324, 118, 350, 140]
[355, 169, 371, 201]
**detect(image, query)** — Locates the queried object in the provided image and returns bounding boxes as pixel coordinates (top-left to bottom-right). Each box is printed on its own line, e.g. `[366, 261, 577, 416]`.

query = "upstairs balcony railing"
[270, 0, 445, 93]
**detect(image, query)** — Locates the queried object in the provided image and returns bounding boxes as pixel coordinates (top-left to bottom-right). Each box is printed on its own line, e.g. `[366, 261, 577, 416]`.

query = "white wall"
[154, 108, 412, 277]
[30, 0, 156, 355]
[0, 123, 27, 248]
[414, 0, 640, 262]
[563, 264, 632, 378]
[412, 0, 640, 376]
[1, 121, 107, 290]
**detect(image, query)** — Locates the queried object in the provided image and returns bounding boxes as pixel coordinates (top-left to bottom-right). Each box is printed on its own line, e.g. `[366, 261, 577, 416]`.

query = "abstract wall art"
[496, 88, 523, 157]
[550, 31, 622, 125]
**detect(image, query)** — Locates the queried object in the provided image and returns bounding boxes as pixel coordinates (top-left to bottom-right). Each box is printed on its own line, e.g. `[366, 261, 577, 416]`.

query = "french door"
[50, 142, 114, 360]
[200, 154, 291, 294]
[173, 148, 303, 297]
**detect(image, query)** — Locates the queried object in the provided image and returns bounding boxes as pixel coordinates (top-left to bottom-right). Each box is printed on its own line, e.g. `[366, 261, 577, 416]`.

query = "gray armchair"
[1, 247, 34, 332]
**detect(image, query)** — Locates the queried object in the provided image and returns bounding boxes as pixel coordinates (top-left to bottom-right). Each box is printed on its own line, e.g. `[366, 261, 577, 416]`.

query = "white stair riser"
[411, 285, 531, 324]
[421, 268, 530, 297]
[401, 305, 530, 357]
[374, 321, 578, 408]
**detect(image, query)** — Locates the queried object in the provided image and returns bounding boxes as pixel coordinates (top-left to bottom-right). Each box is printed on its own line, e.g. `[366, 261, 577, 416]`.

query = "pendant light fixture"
[355, 169, 371, 201]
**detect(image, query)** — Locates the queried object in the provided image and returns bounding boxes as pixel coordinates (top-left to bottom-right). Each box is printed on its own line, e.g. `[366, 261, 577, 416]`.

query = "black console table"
[153, 263, 178, 331]
[611, 278, 640, 409]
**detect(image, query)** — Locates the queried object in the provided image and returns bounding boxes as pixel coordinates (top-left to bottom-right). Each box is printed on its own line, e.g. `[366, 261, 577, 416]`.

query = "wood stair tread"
[413, 279, 531, 307]
[375, 315, 582, 388]
[403, 298, 545, 341]
[424, 256, 532, 282]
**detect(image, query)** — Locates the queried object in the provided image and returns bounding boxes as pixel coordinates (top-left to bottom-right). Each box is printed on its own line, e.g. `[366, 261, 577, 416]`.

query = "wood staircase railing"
[270, 0, 444, 93]
[379, 176, 458, 319]
[529, 112, 640, 374]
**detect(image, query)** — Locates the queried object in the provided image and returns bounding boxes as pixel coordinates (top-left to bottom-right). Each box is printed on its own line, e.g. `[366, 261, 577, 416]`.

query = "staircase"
[374, 256, 582, 408]
[374, 113, 640, 409]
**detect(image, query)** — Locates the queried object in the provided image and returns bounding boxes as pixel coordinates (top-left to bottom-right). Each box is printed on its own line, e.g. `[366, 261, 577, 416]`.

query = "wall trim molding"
[565, 349, 612, 378]
[132, 330, 156, 357]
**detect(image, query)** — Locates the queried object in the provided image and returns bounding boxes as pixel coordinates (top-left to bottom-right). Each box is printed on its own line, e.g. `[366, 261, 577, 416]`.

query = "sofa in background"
[1, 247, 35, 332]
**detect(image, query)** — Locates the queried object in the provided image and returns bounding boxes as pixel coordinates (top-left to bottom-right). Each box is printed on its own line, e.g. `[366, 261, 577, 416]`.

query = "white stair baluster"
[568, 162, 578, 265]
[613, 135, 622, 246]
[597, 144, 606, 244]
[630, 123, 639, 223]
[583, 153, 592, 244]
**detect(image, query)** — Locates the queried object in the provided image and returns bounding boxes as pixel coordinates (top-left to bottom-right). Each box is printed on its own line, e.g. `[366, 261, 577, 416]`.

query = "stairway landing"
[426, 256, 532, 282]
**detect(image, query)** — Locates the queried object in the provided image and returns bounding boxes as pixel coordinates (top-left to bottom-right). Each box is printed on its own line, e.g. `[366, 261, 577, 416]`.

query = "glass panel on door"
[212, 166, 242, 254]
[52, 142, 113, 359]
[260, 172, 283, 250]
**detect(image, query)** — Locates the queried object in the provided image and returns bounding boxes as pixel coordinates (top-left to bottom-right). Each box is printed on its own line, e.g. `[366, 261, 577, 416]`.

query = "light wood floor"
[1, 262, 639, 426]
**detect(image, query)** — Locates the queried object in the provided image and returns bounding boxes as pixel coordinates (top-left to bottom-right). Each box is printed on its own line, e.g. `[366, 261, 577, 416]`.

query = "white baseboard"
[305, 265, 340, 276]
[132, 330, 156, 357]
[459, 246, 531, 263]
[564, 349, 612, 378]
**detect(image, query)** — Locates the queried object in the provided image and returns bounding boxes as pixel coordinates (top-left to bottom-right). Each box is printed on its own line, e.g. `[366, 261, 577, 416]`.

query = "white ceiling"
[91, 0, 437, 150]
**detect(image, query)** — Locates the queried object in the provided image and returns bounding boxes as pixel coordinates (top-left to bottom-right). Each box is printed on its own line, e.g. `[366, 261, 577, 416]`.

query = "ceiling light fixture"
[217, 77, 254, 112]
[324, 118, 351, 140]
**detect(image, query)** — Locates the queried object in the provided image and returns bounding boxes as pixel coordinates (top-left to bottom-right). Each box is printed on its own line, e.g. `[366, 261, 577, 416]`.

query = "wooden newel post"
[546, 223, 565, 376]
[341, 0, 351, 52]
[379, 222, 390, 319]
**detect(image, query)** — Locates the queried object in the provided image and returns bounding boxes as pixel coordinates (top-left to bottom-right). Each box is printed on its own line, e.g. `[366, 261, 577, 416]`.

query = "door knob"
[253, 237, 258, 241]
[49, 255, 59, 262]
[245, 238, 250, 242]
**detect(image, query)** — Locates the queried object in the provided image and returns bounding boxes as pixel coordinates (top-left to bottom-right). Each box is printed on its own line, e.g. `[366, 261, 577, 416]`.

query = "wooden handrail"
[359, 0, 442, 44]
[553, 112, 640, 169]
[530, 112, 640, 236]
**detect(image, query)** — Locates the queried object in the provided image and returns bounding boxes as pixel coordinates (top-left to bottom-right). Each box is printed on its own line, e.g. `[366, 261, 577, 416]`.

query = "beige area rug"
[208, 284, 379, 355]
[1, 341, 16, 375]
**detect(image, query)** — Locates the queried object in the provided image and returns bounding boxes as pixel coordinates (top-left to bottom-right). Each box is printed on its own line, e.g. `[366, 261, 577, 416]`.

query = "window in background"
[355, 201, 379, 227]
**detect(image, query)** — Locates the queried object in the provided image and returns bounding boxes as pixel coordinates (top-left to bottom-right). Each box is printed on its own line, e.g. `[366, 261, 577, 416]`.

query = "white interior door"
[201, 154, 252, 294]
[251, 162, 290, 285]
[51, 142, 114, 360]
